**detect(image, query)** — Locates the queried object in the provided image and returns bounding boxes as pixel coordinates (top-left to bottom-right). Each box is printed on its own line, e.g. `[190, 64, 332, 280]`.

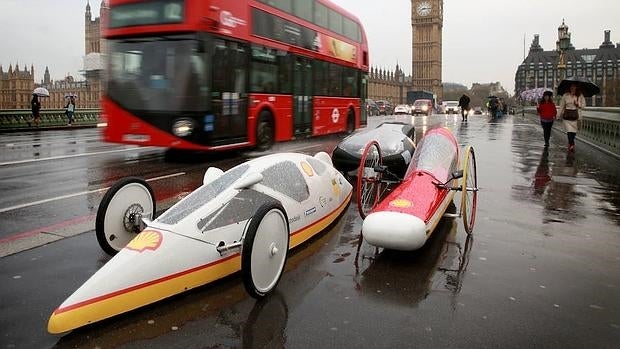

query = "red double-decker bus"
[103, 0, 369, 151]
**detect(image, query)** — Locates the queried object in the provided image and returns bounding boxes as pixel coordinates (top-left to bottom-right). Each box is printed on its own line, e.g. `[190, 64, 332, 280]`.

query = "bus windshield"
[107, 34, 210, 112]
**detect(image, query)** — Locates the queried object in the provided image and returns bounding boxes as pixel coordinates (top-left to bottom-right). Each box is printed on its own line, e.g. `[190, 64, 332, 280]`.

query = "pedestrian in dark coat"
[31, 94, 41, 128]
[458, 94, 471, 121]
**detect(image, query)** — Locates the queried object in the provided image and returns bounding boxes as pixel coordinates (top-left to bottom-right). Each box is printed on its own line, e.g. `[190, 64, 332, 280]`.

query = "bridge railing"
[520, 106, 620, 158]
[0, 109, 101, 130]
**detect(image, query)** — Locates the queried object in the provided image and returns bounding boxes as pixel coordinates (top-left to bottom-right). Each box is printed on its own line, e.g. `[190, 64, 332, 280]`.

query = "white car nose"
[362, 211, 427, 251]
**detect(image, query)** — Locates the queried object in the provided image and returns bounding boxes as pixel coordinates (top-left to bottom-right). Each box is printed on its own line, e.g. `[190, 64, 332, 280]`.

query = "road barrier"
[520, 106, 620, 158]
[0, 109, 101, 131]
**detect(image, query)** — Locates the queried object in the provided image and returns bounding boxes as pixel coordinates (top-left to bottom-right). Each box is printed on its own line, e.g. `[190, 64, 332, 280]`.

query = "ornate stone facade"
[0, 1, 107, 110]
[368, 64, 411, 104]
[411, 0, 443, 101]
[0, 64, 35, 109]
[515, 22, 620, 107]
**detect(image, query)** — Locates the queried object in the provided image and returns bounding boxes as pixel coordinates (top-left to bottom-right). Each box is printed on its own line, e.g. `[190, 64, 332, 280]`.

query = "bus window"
[328, 63, 342, 96]
[293, 0, 313, 22]
[314, 1, 328, 28]
[313, 60, 328, 96]
[328, 9, 343, 35]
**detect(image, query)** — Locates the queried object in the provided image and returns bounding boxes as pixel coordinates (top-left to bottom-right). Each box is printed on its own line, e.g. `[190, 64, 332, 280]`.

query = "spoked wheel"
[356, 141, 383, 219]
[242, 203, 290, 299]
[460, 146, 478, 234]
[95, 177, 156, 255]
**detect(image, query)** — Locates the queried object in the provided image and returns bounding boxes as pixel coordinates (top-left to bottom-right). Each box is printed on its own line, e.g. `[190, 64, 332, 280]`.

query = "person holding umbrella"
[557, 78, 599, 152]
[30, 94, 41, 128]
[537, 90, 557, 147]
[558, 83, 585, 152]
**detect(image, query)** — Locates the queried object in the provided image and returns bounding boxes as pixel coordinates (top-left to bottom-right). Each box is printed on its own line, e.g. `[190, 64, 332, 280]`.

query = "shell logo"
[389, 199, 412, 208]
[331, 178, 341, 196]
[300, 161, 314, 177]
[125, 230, 163, 253]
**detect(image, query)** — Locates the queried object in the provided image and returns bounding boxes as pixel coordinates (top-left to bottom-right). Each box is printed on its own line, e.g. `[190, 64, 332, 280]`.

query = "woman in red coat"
[537, 91, 557, 147]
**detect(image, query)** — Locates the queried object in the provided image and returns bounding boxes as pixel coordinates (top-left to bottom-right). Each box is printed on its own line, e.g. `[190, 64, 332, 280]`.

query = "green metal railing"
[520, 106, 620, 158]
[0, 109, 101, 130]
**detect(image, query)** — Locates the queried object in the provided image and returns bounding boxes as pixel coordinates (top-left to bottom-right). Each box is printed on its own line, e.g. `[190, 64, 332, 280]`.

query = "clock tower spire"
[411, 0, 443, 101]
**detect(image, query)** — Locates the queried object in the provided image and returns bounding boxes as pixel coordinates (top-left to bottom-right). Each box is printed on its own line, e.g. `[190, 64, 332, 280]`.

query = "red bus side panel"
[247, 94, 293, 143]
[313, 97, 360, 136]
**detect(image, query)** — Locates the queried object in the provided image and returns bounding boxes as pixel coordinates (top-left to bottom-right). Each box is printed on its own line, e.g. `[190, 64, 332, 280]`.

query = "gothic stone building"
[368, 65, 411, 104]
[515, 22, 620, 107]
[0, 1, 107, 110]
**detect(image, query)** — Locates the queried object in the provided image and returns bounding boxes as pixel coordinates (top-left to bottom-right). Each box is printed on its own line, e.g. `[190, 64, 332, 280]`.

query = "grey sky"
[1, 0, 619, 94]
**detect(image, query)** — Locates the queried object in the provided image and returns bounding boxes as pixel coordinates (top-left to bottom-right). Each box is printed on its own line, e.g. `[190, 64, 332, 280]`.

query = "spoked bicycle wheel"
[95, 177, 156, 255]
[356, 141, 383, 219]
[460, 146, 478, 234]
[242, 203, 290, 299]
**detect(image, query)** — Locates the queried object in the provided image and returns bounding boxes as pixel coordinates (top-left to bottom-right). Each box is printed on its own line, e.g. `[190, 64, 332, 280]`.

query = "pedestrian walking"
[458, 94, 471, 122]
[65, 96, 76, 126]
[536, 90, 557, 147]
[558, 83, 585, 152]
[31, 94, 41, 128]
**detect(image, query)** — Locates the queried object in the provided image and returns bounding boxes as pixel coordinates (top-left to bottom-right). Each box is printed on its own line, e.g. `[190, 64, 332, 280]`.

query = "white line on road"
[0, 146, 158, 166]
[0, 172, 185, 214]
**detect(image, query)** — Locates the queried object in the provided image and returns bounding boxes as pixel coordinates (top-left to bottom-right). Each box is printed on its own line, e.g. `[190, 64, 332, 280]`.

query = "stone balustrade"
[0, 109, 101, 130]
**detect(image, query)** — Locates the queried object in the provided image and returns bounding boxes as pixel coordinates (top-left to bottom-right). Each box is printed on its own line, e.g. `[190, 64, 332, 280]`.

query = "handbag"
[563, 109, 579, 121]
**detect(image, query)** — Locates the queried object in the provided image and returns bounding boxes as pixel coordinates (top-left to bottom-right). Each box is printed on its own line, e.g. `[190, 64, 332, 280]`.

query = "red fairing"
[372, 127, 460, 223]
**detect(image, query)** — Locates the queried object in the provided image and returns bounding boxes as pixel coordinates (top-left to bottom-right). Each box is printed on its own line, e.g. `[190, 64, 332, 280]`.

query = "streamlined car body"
[357, 127, 478, 251]
[48, 152, 352, 334]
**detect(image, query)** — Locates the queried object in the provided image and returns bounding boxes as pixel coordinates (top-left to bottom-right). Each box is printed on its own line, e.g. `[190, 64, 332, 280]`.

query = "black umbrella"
[557, 77, 600, 97]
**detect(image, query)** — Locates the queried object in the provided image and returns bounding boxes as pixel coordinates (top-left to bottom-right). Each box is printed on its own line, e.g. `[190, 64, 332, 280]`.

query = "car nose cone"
[362, 211, 427, 251]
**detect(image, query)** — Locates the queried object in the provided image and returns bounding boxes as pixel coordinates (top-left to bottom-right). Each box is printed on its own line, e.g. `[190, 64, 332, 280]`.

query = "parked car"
[366, 99, 379, 116]
[375, 100, 393, 115]
[412, 99, 433, 116]
[394, 104, 410, 115]
[444, 101, 460, 114]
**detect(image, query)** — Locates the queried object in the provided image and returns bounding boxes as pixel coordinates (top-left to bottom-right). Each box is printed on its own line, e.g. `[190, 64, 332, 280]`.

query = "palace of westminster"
[1, 0, 617, 110]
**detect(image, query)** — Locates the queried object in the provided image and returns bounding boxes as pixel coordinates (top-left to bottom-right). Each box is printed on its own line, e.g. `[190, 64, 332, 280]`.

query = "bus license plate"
[122, 134, 151, 142]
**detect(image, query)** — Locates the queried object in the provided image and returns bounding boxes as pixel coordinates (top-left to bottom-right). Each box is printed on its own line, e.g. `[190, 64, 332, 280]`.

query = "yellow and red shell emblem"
[389, 198, 412, 208]
[125, 230, 163, 252]
[300, 161, 314, 177]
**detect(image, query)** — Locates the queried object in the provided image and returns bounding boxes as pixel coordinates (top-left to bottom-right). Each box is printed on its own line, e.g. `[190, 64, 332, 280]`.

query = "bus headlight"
[172, 118, 194, 137]
[422, 105, 428, 111]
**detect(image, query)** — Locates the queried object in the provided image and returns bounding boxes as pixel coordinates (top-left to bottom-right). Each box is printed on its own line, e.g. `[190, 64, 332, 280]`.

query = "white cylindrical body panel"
[362, 211, 427, 251]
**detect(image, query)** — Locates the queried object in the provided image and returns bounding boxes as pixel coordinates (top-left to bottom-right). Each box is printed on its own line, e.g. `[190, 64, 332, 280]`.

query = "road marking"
[0, 172, 185, 214]
[0, 214, 95, 244]
[0, 146, 157, 166]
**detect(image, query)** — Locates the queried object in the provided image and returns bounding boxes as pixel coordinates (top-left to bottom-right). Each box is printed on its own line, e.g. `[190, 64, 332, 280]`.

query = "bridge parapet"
[0, 109, 101, 131]
[521, 106, 620, 158]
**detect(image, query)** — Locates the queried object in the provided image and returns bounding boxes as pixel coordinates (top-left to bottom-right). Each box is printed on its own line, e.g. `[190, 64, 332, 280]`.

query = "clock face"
[417, 1, 432, 16]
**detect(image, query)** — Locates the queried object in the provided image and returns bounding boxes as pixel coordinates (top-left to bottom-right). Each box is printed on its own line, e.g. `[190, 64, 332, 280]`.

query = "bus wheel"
[346, 109, 355, 134]
[256, 112, 274, 151]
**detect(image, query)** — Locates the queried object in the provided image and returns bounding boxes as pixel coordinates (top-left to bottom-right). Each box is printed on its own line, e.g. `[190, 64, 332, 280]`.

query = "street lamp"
[556, 19, 571, 84]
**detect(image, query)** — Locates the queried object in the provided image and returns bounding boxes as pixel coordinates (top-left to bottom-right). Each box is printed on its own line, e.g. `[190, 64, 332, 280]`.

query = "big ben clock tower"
[411, 0, 443, 101]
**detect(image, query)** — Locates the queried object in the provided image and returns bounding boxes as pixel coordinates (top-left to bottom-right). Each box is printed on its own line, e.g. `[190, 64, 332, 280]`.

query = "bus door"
[209, 39, 248, 145]
[293, 57, 312, 137]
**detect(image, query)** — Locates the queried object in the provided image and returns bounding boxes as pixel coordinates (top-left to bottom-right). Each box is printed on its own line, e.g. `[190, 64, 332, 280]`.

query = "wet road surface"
[1, 114, 619, 348]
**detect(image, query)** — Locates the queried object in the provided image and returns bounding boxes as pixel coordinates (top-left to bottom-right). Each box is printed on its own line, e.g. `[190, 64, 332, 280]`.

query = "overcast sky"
[1, 0, 619, 94]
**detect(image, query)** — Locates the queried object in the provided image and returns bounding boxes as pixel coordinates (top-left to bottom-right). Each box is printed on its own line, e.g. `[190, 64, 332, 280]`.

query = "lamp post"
[556, 20, 571, 86]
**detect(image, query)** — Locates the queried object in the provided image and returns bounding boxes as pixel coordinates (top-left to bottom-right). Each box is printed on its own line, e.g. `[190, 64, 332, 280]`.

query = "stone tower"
[411, 0, 443, 101]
